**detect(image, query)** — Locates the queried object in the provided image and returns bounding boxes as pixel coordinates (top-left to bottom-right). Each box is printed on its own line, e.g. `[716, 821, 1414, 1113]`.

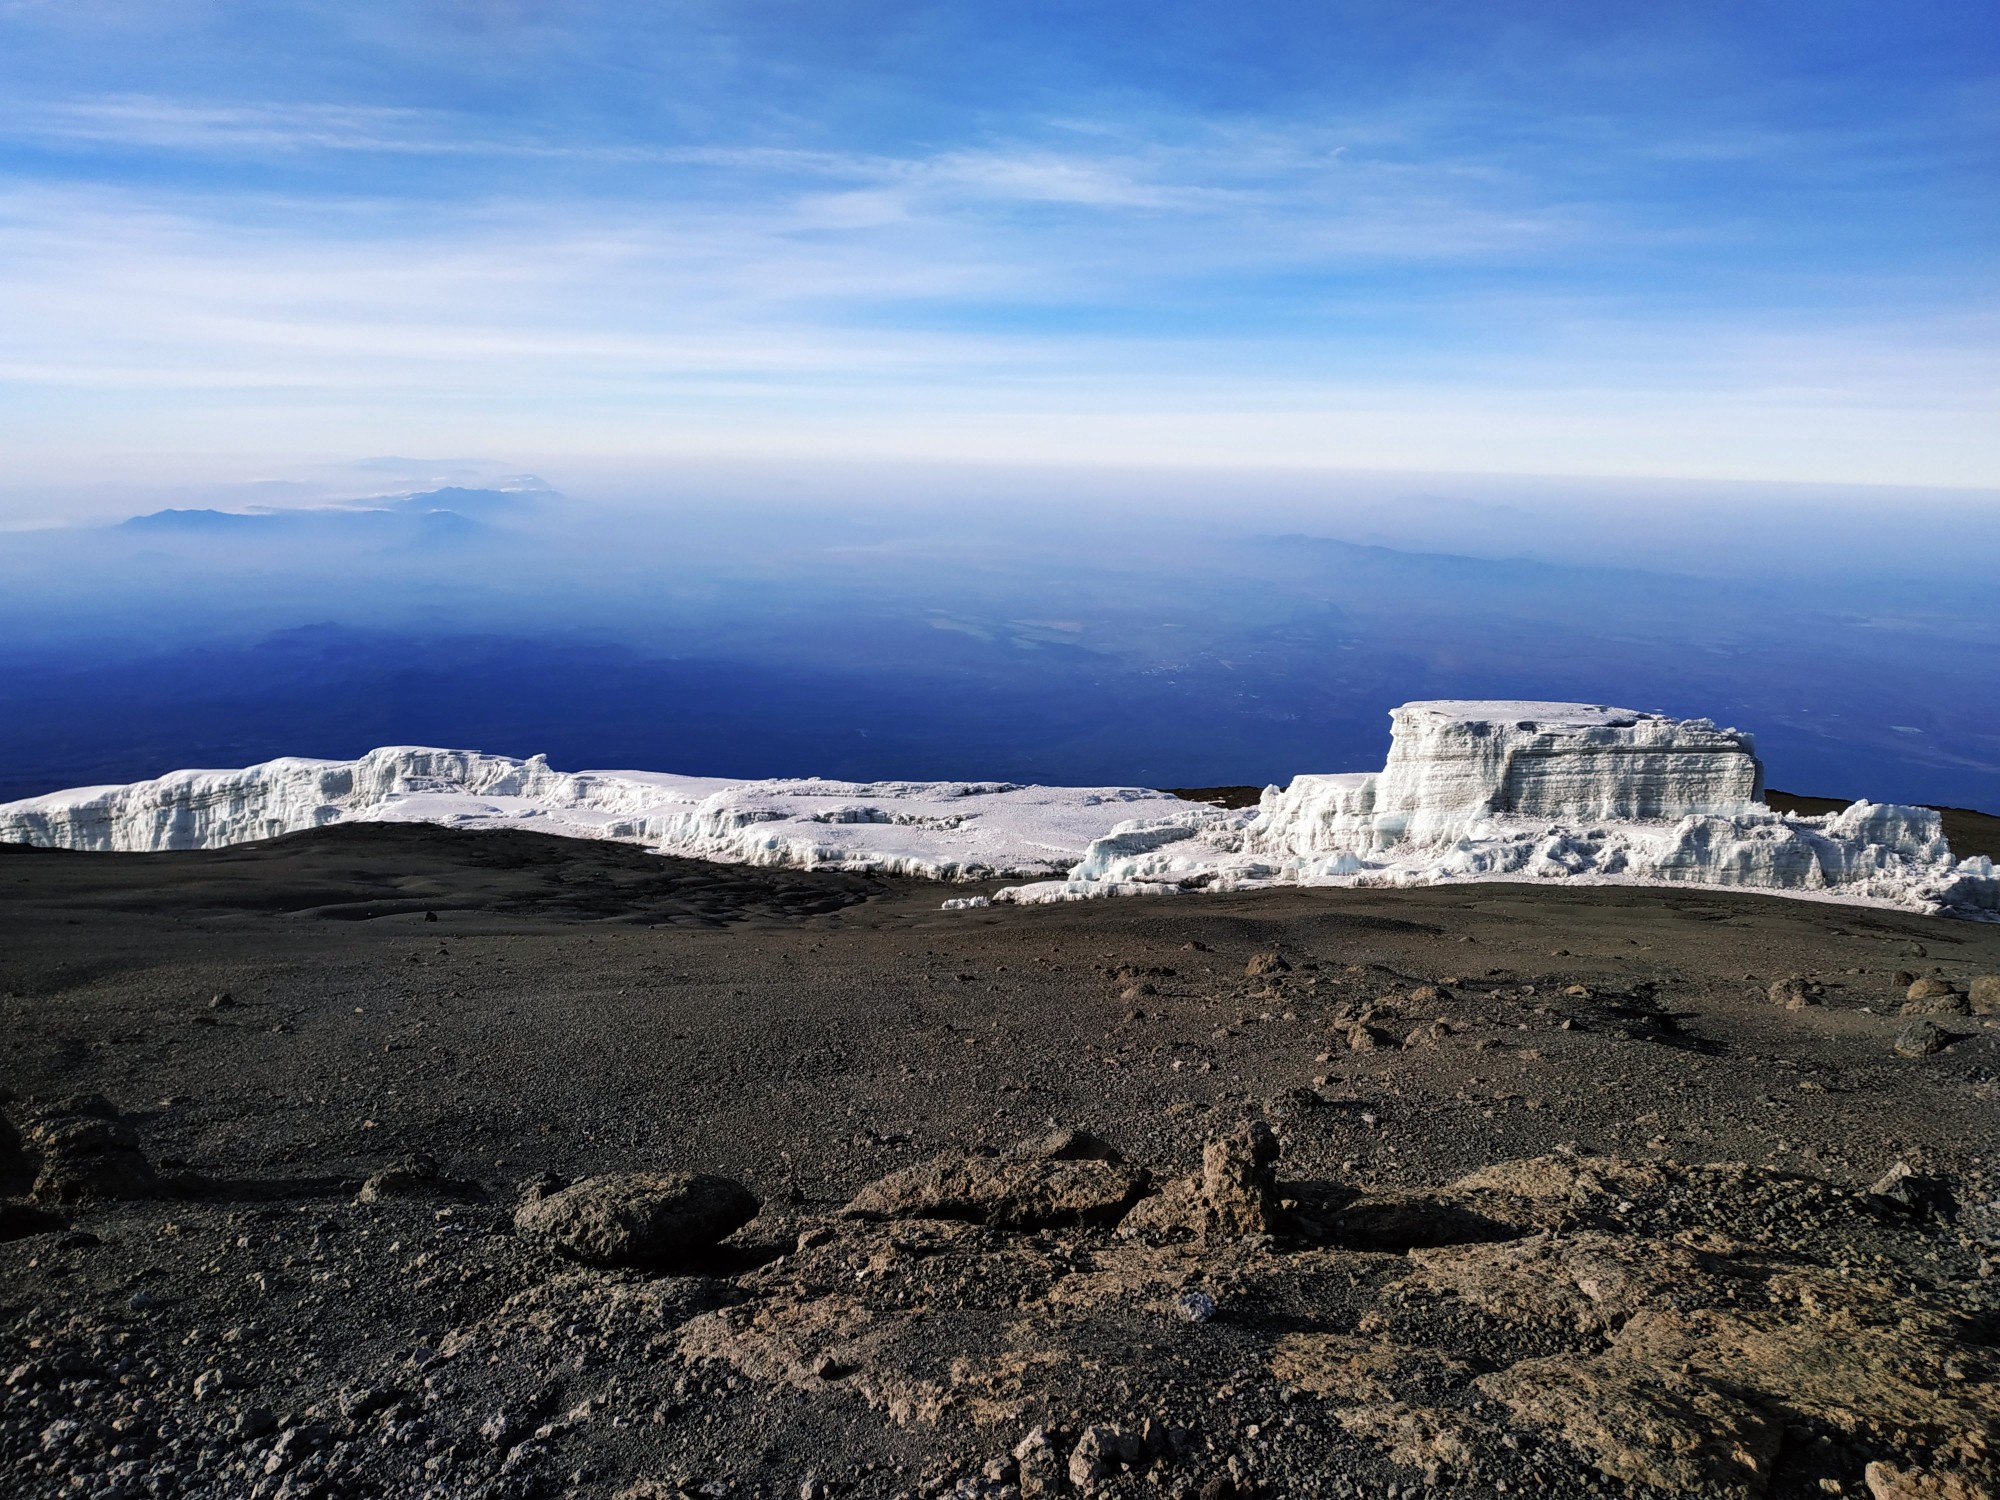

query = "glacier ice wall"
[0, 747, 1183, 881]
[996, 701, 1999, 922]
[1, 700, 1993, 920]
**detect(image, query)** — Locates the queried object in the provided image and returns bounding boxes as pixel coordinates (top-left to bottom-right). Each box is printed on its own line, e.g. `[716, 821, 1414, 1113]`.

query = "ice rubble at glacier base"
[986, 701, 1999, 921]
[0, 699, 1993, 921]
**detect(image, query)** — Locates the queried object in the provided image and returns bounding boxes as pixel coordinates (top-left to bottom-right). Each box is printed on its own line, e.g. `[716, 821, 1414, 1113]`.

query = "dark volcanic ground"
[3, 825, 1998, 1500]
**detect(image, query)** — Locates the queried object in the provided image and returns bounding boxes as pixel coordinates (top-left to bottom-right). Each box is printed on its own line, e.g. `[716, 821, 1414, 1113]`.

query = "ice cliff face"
[999, 702, 1997, 922]
[0, 748, 1181, 882]
[1, 701, 1993, 921]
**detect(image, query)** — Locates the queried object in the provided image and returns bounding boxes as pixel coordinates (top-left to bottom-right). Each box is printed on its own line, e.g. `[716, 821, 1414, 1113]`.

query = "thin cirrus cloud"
[0, 49, 1995, 494]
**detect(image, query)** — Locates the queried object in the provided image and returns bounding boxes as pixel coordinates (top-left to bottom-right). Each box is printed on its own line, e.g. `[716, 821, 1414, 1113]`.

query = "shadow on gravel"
[0, 822, 899, 926]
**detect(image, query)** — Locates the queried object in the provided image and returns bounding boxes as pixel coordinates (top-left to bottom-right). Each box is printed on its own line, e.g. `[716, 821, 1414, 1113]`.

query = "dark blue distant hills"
[3, 476, 1994, 812]
[119, 484, 543, 534]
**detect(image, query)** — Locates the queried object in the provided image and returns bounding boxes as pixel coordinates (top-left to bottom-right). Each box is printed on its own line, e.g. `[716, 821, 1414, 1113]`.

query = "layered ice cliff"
[997, 702, 1997, 921]
[1, 701, 1993, 920]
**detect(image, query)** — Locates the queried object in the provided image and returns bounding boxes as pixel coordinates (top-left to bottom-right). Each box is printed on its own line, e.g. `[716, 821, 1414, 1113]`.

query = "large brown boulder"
[842, 1128, 1148, 1231]
[1967, 975, 2000, 1016]
[514, 1172, 758, 1268]
[1118, 1119, 1283, 1243]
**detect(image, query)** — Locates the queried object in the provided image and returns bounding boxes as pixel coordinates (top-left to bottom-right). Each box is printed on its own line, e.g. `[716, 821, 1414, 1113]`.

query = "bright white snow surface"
[0, 748, 1175, 881]
[995, 701, 1998, 921]
[1, 701, 1994, 920]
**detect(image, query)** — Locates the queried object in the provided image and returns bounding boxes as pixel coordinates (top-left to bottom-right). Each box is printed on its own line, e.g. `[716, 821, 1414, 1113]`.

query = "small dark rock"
[338, 1386, 395, 1423]
[1892, 1020, 1951, 1058]
[1865, 1161, 1955, 1220]
[263, 1422, 328, 1474]
[20, 1097, 159, 1204]
[232, 1406, 278, 1442]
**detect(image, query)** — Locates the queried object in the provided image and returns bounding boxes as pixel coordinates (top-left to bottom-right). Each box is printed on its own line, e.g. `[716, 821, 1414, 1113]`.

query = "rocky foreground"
[2, 824, 1998, 1500]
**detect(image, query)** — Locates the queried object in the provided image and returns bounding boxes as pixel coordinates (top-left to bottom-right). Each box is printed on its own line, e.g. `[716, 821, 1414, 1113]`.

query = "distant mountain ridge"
[119, 484, 547, 532]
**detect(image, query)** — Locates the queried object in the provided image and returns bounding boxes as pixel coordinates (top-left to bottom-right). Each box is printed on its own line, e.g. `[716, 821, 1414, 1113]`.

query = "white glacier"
[996, 701, 1999, 922]
[0, 747, 1182, 881]
[0, 701, 1993, 921]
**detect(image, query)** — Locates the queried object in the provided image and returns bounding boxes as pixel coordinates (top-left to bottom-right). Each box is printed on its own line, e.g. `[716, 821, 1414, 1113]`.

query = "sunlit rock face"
[1, 700, 1992, 921]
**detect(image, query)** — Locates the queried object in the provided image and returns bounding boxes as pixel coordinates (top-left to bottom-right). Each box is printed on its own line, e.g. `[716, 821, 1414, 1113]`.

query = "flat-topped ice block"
[1376, 700, 1765, 834]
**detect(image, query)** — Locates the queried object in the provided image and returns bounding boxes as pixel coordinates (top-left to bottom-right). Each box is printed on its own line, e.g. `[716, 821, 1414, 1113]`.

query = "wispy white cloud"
[0, 79, 1994, 489]
[0, 167, 1992, 494]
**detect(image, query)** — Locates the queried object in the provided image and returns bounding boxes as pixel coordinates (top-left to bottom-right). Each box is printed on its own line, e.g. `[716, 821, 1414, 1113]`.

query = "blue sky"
[1, 1, 1996, 499]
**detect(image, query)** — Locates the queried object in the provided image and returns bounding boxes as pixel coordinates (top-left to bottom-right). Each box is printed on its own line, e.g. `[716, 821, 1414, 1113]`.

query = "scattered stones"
[1902, 990, 1970, 1017]
[1336, 1401, 1497, 1486]
[1864, 1461, 1992, 1500]
[1768, 975, 1823, 1010]
[263, 1421, 329, 1475]
[337, 1385, 396, 1423]
[1014, 1428, 1064, 1497]
[1893, 1020, 1952, 1058]
[513, 1172, 758, 1268]
[1069, 1424, 1144, 1489]
[1066, 1422, 1186, 1491]
[233, 1406, 278, 1441]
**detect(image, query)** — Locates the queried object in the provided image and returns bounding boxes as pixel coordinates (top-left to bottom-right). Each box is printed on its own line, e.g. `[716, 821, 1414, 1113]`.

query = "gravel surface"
[4, 824, 1997, 1500]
